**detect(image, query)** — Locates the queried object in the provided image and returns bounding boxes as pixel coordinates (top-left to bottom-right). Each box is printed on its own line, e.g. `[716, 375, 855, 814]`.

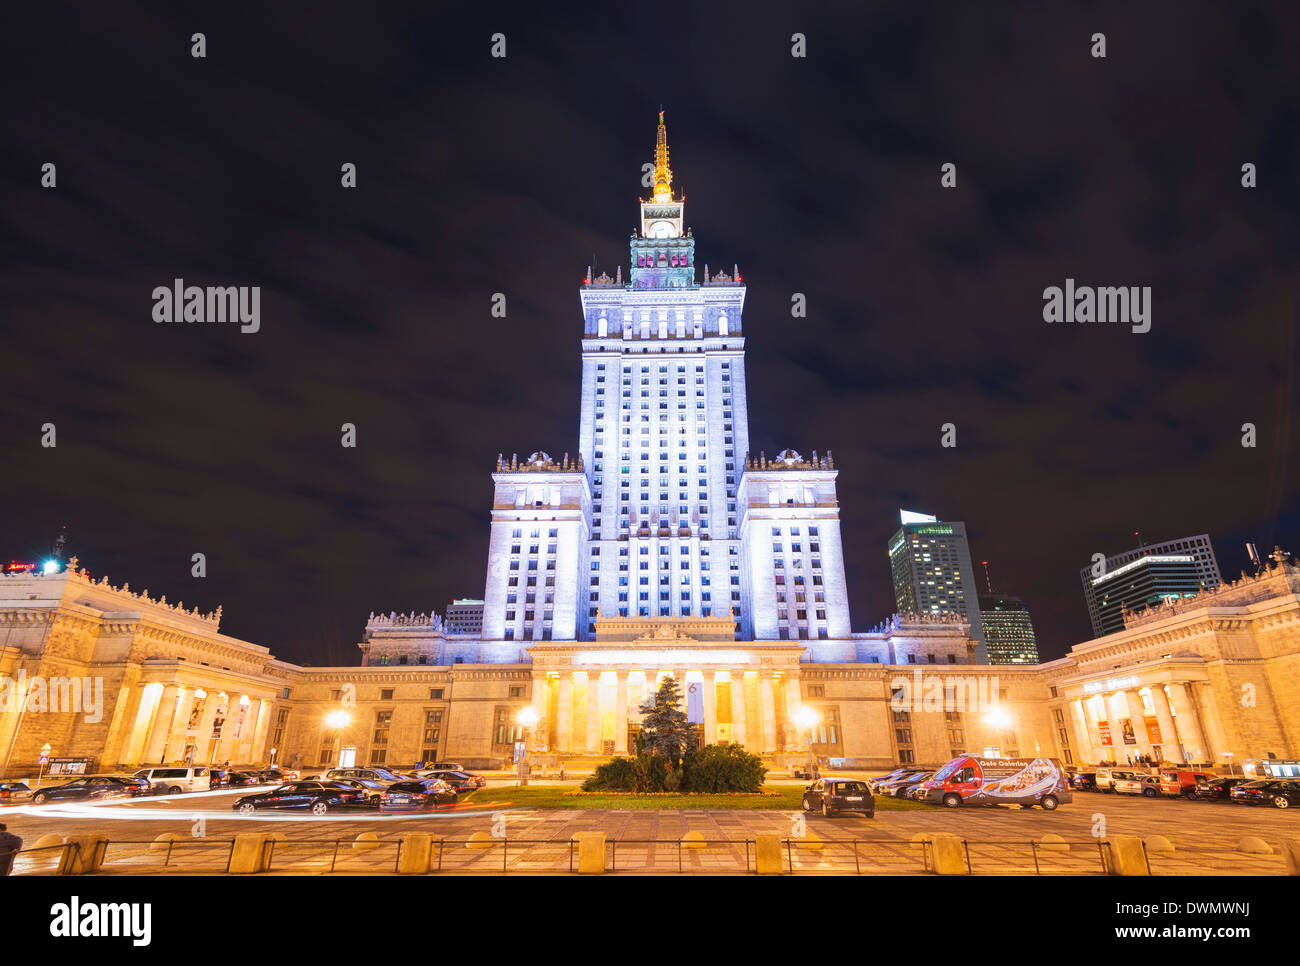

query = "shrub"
[682, 744, 767, 793]
[582, 754, 667, 792]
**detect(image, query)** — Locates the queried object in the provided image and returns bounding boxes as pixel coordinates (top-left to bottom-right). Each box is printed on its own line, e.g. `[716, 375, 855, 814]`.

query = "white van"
[132, 766, 211, 794]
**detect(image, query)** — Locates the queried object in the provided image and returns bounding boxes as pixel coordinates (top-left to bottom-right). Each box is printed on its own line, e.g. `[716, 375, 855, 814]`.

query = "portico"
[526, 618, 805, 758]
[1060, 658, 1221, 765]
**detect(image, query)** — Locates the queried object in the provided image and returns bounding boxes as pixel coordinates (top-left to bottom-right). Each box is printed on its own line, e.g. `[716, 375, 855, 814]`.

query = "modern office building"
[1081, 534, 1221, 637]
[444, 599, 485, 637]
[888, 511, 987, 661]
[978, 593, 1041, 665]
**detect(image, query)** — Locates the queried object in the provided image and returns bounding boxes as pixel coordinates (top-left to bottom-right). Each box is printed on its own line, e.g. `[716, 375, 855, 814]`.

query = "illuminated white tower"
[577, 111, 751, 638]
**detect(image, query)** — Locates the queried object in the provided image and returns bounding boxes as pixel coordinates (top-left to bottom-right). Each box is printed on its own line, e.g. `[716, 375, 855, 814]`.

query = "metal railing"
[8, 834, 1291, 875]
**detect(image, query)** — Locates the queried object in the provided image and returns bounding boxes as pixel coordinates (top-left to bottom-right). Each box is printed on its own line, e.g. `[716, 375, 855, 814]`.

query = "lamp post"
[1223, 751, 1236, 778]
[325, 710, 351, 768]
[794, 707, 819, 780]
[516, 707, 539, 786]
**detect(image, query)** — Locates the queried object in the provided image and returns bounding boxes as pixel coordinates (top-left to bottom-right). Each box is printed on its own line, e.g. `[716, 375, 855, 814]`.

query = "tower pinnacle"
[652, 109, 673, 204]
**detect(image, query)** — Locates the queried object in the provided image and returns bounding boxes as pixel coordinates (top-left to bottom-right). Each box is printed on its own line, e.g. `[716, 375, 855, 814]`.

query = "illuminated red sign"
[5, 561, 37, 573]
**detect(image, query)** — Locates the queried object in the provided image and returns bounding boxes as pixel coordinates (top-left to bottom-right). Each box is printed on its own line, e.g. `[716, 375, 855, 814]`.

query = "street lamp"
[325, 710, 351, 767]
[794, 706, 819, 780]
[516, 707, 539, 786]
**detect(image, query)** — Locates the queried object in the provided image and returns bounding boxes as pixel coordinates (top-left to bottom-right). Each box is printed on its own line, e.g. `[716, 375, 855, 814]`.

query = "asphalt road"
[4, 784, 1297, 874]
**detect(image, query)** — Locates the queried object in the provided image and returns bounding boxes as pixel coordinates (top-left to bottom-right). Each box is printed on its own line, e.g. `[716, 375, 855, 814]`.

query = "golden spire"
[652, 108, 673, 203]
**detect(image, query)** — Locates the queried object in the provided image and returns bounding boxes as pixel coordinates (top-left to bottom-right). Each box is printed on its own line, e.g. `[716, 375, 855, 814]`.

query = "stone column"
[730, 674, 748, 750]
[1166, 681, 1207, 764]
[585, 673, 601, 754]
[123, 683, 163, 765]
[1070, 699, 1093, 764]
[162, 687, 193, 762]
[1120, 690, 1153, 761]
[614, 672, 629, 755]
[784, 675, 802, 752]
[196, 693, 221, 765]
[530, 673, 548, 752]
[555, 673, 572, 754]
[760, 672, 778, 755]
[701, 671, 717, 746]
[1191, 681, 1230, 765]
[1148, 686, 1180, 763]
[250, 699, 273, 763]
[142, 684, 180, 765]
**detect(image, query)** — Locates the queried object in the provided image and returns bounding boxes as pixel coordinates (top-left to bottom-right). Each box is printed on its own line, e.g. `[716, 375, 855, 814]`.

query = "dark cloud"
[2, 2, 1297, 663]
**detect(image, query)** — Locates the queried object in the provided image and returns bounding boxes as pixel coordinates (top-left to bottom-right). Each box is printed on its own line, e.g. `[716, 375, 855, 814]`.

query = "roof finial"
[652, 108, 673, 203]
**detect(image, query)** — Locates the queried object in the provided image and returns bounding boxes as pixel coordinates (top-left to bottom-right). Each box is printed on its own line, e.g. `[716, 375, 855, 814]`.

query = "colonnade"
[1068, 680, 1227, 765]
[119, 681, 273, 767]
[529, 667, 802, 756]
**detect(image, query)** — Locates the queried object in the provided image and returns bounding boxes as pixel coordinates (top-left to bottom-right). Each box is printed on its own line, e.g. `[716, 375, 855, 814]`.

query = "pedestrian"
[0, 823, 22, 877]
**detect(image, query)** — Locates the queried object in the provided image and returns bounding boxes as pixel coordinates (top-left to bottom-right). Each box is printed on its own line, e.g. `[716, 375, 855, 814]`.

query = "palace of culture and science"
[3, 116, 1298, 777]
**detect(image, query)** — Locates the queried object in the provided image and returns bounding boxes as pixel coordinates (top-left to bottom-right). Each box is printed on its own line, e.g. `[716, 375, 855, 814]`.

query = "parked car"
[1157, 769, 1214, 799]
[0, 781, 33, 803]
[132, 766, 211, 795]
[326, 777, 389, 805]
[801, 778, 874, 818]
[1095, 768, 1136, 792]
[1195, 777, 1248, 801]
[1069, 772, 1098, 792]
[380, 778, 460, 811]
[256, 767, 300, 783]
[1231, 779, 1300, 807]
[869, 768, 924, 794]
[232, 781, 370, 815]
[322, 767, 407, 786]
[920, 756, 1072, 810]
[30, 775, 151, 804]
[421, 761, 462, 772]
[888, 771, 934, 798]
[1113, 775, 1163, 797]
[872, 769, 928, 795]
[418, 769, 485, 791]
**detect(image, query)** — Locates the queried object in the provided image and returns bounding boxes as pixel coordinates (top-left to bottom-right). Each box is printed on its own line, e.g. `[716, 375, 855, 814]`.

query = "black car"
[326, 777, 389, 806]
[801, 778, 875, 818]
[380, 779, 460, 811]
[1231, 779, 1300, 808]
[233, 781, 370, 815]
[1194, 777, 1247, 801]
[1069, 772, 1097, 791]
[30, 775, 150, 804]
[422, 770, 485, 792]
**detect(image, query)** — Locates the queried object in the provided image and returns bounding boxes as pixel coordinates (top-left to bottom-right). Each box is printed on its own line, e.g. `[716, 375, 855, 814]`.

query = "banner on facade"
[1121, 718, 1137, 745]
[1144, 715, 1162, 744]
[1097, 720, 1112, 746]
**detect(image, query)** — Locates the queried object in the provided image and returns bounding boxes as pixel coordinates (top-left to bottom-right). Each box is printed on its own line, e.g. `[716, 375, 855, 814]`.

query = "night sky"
[3, 3, 1298, 665]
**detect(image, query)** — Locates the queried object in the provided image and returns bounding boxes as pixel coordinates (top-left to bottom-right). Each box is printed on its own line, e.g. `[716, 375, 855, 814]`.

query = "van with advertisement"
[920, 756, 1072, 810]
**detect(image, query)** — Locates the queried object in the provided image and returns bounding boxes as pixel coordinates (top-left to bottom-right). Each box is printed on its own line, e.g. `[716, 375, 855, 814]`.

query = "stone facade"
[4, 555, 1300, 775]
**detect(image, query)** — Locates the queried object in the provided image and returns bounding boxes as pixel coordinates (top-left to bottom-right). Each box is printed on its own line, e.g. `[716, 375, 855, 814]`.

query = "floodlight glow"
[985, 706, 1012, 729]
[325, 710, 351, 729]
[516, 707, 539, 727]
[42, 559, 59, 575]
[794, 707, 819, 729]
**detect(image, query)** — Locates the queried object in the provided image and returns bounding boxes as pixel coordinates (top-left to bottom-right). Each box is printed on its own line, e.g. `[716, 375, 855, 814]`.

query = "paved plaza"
[4, 783, 1297, 875]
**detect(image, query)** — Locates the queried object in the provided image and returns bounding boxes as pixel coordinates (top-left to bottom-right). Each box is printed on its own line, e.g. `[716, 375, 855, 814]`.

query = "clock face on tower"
[648, 220, 677, 238]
